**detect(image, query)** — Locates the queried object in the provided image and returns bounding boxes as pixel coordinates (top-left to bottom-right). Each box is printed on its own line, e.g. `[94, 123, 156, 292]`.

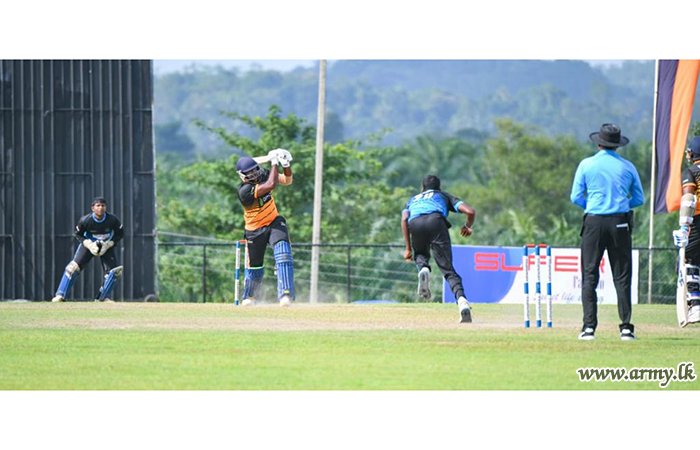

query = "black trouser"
[74, 244, 119, 274]
[408, 212, 465, 299]
[244, 215, 290, 267]
[682, 214, 700, 307]
[580, 214, 633, 332]
[73, 243, 120, 298]
[685, 214, 700, 265]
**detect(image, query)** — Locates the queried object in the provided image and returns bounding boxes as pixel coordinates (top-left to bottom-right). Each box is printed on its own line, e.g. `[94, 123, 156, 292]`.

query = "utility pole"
[310, 60, 326, 303]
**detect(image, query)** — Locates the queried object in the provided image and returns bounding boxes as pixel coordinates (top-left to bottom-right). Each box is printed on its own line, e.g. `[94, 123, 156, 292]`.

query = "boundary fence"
[157, 234, 680, 304]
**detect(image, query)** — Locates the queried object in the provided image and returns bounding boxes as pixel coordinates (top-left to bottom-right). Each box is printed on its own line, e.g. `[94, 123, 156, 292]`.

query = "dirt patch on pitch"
[4, 302, 675, 334]
[3, 302, 556, 332]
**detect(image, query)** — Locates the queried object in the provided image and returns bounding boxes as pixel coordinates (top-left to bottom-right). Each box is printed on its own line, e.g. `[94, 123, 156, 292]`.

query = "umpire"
[570, 124, 644, 341]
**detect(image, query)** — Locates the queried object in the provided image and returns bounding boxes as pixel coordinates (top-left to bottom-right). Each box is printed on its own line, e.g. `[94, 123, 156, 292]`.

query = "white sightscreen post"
[310, 60, 327, 303]
[648, 60, 660, 305]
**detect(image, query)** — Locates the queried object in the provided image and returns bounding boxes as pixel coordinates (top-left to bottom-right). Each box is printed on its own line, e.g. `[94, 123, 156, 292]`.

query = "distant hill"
[329, 60, 608, 101]
[153, 60, 699, 155]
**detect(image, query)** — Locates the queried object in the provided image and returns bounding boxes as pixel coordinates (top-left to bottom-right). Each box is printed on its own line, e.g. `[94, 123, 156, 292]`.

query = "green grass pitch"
[1, 302, 698, 390]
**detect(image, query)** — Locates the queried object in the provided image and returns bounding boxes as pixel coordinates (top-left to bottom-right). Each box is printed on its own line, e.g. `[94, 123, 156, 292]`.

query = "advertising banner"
[443, 245, 639, 305]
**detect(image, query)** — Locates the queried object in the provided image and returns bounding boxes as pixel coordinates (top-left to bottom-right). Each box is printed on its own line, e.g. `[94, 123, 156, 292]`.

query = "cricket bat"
[253, 154, 274, 164]
[677, 246, 690, 328]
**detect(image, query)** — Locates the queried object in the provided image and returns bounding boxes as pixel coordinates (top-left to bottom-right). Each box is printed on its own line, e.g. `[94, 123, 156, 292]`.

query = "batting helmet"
[236, 157, 264, 183]
[689, 136, 700, 157]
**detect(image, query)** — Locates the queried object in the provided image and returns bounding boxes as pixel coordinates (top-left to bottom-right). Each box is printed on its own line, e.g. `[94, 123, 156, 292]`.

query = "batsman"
[52, 197, 124, 302]
[673, 136, 700, 325]
[236, 148, 295, 306]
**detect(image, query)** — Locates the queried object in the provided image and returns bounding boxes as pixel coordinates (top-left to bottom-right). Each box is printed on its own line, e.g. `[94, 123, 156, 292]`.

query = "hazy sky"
[154, 59, 624, 75]
[154, 60, 316, 75]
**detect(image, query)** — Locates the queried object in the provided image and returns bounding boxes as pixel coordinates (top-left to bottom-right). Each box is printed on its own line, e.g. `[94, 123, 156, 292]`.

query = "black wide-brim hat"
[589, 123, 629, 148]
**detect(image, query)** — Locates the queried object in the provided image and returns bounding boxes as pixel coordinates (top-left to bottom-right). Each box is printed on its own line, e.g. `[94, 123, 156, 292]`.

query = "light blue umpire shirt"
[570, 149, 644, 214]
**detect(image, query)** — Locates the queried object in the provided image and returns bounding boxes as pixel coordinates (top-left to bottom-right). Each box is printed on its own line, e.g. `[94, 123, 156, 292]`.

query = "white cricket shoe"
[418, 267, 431, 301]
[279, 295, 292, 307]
[51, 295, 64, 303]
[457, 296, 472, 323]
[688, 305, 700, 323]
[241, 299, 255, 307]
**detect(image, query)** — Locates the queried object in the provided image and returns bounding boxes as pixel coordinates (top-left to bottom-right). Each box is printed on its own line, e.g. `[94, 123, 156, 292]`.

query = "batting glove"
[673, 226, 690, 248]
[280, 154, 291, 168]
[272, 148, 292, 161]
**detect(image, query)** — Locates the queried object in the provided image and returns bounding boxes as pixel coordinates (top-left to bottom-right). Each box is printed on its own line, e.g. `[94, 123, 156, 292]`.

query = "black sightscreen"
[0, 60, 156, 301]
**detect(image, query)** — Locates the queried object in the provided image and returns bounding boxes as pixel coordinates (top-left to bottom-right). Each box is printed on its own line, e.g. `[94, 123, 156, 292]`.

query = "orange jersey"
[238, 171, 279, 231]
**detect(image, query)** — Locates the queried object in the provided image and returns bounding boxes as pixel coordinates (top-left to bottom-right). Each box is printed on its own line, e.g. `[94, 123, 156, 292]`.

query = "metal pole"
[310, 60, 327, 304]
[347, 245, 352, 303]
[648, 60, 660, 304]
[202, 244, 207, 303]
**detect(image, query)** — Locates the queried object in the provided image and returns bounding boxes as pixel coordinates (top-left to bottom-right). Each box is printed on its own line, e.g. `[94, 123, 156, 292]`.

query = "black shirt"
[74, 212, 124, 243]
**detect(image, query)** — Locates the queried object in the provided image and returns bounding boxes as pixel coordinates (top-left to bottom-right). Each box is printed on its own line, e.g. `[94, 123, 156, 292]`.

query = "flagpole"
[648, 59, 660, 304]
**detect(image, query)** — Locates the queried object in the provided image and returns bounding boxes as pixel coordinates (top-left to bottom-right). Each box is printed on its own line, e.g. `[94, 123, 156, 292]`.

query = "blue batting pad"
[274, 241, 295, 299]
[242, 267, 265, 300]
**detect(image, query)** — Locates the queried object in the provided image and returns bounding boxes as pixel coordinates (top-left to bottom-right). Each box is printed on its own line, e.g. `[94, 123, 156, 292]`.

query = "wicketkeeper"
[52, 197, 124, 302]
[236, 148, 295, 306]
[672, 136, 700, 324]
[401, 175, 476, 323]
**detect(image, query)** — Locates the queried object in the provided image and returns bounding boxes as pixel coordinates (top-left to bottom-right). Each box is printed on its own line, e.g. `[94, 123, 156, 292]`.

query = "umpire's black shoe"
[620, 329, 637, 341]
[578, 328, 595, 341]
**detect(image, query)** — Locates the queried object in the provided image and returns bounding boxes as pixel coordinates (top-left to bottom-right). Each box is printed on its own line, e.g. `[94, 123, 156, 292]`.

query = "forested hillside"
[154, 60, 686, 157]
[158, 106, 699, 250]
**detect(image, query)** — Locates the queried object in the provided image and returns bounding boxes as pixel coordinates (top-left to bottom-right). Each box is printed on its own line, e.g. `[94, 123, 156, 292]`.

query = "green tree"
[159, 105, 410, 244]
[155, 121, 195, 156]
[449, 119, 588, 246]
[381, 135, 485, 190]
[689, 120, 700, 138]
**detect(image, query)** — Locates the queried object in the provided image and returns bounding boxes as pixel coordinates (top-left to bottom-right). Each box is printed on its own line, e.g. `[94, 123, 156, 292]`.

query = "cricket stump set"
[234, 239, 249, 306]
[523, 244, 553, 328]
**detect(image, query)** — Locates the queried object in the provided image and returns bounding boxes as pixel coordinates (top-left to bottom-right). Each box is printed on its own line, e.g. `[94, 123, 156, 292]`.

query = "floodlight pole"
[310, 60, 327, 304]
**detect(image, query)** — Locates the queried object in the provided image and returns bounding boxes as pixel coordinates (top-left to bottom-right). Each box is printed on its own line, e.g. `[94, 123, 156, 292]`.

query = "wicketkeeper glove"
[673, 226, 690, 248]
[83, 239, 100, 256]
[98, 240, 115, 256]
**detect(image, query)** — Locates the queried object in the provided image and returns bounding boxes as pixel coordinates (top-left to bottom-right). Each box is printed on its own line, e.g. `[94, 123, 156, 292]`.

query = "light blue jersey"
[404, 189, 464, 222]
[570, 150, 644, 214]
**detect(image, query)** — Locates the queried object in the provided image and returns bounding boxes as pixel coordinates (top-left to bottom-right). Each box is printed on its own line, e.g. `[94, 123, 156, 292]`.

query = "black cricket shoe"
[457, 296, 472, 323]
[620, 329, 637, 341]
[578, 328, 595, 341]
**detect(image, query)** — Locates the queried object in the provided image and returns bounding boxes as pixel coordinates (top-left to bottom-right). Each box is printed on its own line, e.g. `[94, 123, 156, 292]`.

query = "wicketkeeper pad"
[97, 266, 123, 301]
[56, 261, 80, 298]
